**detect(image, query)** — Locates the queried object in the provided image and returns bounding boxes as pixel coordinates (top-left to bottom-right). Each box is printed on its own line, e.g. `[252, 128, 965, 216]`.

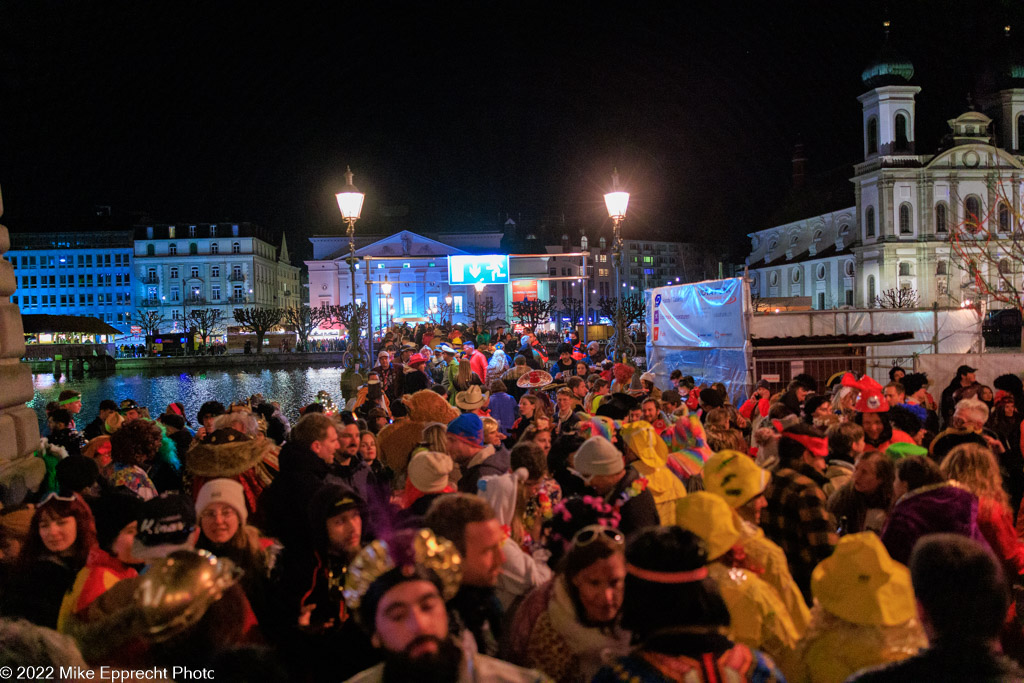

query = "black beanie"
[90, 490, 144, 552]
[56, 455, 99, 495]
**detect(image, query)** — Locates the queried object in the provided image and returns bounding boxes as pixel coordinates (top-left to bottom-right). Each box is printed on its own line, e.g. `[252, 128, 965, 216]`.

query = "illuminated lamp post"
[445, 294, 454, 329]
[474, 281, 485, 330]
[604, 169, 631, 362]
[336, 165, 366, 397]
[381, 276, 392, 336]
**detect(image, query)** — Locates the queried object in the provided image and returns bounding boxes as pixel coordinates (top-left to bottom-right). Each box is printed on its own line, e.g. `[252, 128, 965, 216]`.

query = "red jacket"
[977, 496, 1024, 576]
[739, 397, 769, 421]
[466, 349, 488, 387]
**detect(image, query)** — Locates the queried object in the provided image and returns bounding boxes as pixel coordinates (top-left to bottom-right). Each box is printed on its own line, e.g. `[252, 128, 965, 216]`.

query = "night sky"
[0, 1, 1021, 261]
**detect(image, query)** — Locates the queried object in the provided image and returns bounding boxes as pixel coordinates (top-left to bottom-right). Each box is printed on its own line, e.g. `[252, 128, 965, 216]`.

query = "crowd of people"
[2, 323, 1024, 682]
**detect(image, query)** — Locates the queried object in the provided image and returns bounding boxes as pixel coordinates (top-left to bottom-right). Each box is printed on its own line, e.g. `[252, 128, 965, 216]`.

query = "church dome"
[861, 21, 915, 88]
[997, 26, 1024, 88]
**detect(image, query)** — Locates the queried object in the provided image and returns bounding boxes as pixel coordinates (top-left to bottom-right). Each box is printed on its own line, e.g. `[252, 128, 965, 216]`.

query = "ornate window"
[998, 202, 1010, 233]
[965, 196, 983, 233]
[936, 261, 947, 276]
[899, 204, 912, 234]
[866, 206, 876, 237]
[816, 264, 826, 280]
[232, 241, 241, 254]
[935, 202, 948, 233]
[894, 113, 909, 151]
[168, 243, 178, 256]
[791, 267, 801, 283]
[211, 242, 219, 254]
[770, 271, 779, 286]
[845, 260, 855, 277]
[867, 117, 878, 155]
[898, 262, 913, 277]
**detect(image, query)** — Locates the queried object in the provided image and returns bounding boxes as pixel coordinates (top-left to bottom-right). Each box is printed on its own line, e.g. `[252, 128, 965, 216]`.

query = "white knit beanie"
[195, 478, 248, 525]
[407, 451, 454, 494]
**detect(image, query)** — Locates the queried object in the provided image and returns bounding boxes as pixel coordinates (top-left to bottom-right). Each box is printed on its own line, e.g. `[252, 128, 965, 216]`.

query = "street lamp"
[336, 166, 365, 393]
[445, 294, 453, 328]
[380, 276, 392, 335]
[474, 282, 485, 329]
[604, 169, 630, 362]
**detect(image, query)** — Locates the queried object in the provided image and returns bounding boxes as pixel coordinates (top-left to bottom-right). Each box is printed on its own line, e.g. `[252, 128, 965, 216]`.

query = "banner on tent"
[648, 278, 747, 348]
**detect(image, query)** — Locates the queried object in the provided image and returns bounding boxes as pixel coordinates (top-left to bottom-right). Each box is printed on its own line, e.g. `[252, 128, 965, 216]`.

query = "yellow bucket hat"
[675, 492, 741, 561]
[811, 532, 916, 626]
[619, 421, 668, 468]
[703, 450, 771, 509]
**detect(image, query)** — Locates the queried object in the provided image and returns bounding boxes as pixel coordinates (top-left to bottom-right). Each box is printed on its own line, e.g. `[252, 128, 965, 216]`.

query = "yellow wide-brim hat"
[675, 491, 741, 561]
[811, 532, 916, 626]
[703, 450, 771, 509]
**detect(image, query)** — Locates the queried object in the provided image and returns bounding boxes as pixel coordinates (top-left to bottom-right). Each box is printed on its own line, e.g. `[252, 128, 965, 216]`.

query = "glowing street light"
[335, 166, 366, 386]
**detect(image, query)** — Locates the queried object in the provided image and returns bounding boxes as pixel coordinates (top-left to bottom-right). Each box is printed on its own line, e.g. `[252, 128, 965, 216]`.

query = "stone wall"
[0, 186, 40, 464]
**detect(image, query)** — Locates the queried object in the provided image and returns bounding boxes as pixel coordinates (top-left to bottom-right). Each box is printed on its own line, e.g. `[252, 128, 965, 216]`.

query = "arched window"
[210, 242, 219, 255]
[965, 196, 983, 232]
[867, 117, 878, 155]
[146, 244, 155, 256]
[936, 261, 947, 276]
[232, 241, 241, 254]
[168, 243, 178, 256]
[581, 235, 588, 251]
[998, 202, 1010, 233]
[868, 275, 877, 305]
[189, 242, 198, 255]
[894, 113, 909, 151]
[935, 202, 948, 233]
[899, 204, 912, 234]
[1017, 114, 1024, 151]
[866, 206, 876, 237]
[599, 237, 606, 249]
[898, 262, 913, 277]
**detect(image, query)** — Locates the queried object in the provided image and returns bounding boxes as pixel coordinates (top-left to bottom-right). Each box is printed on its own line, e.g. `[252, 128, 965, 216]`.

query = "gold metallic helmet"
[134, 549, 243, 643]
[343, 528, 462, 625]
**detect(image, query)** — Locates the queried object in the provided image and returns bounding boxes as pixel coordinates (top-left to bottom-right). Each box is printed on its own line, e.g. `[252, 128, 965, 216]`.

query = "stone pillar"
[0, 185, 40, 466]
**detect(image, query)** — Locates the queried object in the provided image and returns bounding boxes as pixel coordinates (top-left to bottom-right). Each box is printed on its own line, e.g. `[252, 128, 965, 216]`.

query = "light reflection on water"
[30, 365, 345, 429]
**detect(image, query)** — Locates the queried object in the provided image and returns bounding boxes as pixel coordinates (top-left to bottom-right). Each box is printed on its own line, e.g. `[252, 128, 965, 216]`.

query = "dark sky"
[0, 1, 1021, 261]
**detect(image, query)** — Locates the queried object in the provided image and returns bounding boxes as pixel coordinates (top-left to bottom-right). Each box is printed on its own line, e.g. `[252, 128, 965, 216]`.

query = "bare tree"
[469, 297, 500, 329]
[559, 297, 585, 329]
[186, 308, 224, 348]
[135, 309, 166, 336]
[946, 174, 1024, 311]
[512, 297, 555, 330]
[874, 287, 920, 309]
[597, 295, 647, 332]
[427, 301, 454, 329]
[281, 304, 331, 352]
[323, 302, 369, 362]
[232, 307, 282, 354]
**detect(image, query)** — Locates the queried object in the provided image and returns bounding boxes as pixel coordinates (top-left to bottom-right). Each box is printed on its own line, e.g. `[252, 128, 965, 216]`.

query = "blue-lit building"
[6, 231, 135, 333]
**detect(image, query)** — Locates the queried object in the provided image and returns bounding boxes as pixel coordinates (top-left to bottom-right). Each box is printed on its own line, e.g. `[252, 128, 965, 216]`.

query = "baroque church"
[746, 25, 1024, 311]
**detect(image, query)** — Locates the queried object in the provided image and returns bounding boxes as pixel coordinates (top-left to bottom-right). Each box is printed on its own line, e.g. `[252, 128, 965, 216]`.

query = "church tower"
[988, 26, 1024, 152]
[857, 21, 920, 159]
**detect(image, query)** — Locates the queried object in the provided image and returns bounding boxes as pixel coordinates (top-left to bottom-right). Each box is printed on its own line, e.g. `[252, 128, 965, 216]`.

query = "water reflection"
[30, 365, 345, 429]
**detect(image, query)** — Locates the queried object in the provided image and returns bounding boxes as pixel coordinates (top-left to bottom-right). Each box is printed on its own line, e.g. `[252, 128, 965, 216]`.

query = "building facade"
[134, 222, 301, 332]
[306, 228, 551, 330]
[746, 34, 1024, 311]
[7, 231, 135, 333]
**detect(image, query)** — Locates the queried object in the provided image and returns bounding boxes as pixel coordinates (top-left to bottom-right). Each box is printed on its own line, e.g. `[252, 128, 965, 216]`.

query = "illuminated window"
[453, 296, 463, 313]
[899, 204, 912, 234]
[935, 202, 948, 233]
[403, 296, 413, 315]
[168, 226, 176, 238]
[965, 196, 982, 232]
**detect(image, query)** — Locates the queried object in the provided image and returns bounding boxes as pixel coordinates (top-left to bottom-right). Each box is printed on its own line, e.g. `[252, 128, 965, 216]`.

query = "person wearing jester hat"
[342, 527, 547, 683]
[843, 373, 916, 452]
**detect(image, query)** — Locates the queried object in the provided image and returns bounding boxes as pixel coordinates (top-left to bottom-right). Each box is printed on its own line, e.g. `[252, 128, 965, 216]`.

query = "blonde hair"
[420, 423, 448, 454]
[482, 417, 501, 436]
[940, 443, 1008, 509]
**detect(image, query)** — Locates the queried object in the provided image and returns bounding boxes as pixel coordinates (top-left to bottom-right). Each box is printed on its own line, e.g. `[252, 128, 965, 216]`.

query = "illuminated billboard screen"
[448, 254, 510, 285]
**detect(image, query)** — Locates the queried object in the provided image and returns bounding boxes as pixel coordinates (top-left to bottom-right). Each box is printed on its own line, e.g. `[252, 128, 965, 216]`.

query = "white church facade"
[746, 30, 1024, 311]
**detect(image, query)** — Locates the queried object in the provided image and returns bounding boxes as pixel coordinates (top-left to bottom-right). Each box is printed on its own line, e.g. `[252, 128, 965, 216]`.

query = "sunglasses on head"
[571, 524, 624, 547]
[38, 492, 76, 507]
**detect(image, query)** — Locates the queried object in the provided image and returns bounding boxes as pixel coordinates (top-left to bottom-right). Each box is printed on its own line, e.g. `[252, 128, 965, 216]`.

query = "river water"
[30, 364, 346, 429]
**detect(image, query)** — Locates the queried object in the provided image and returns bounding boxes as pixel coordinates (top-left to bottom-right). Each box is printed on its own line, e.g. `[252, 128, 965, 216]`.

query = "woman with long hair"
[827, 451, 895, 535]
[519, 528, 631, 683]
[1, 493, 97, 627]
[941, 443, 1024, 577]
[448, 358, 482, 406]
[507, 394, 543, 445]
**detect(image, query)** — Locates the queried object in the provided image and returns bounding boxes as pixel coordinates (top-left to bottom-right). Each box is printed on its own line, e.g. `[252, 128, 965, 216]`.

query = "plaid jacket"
[760, 463, 837, 603]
